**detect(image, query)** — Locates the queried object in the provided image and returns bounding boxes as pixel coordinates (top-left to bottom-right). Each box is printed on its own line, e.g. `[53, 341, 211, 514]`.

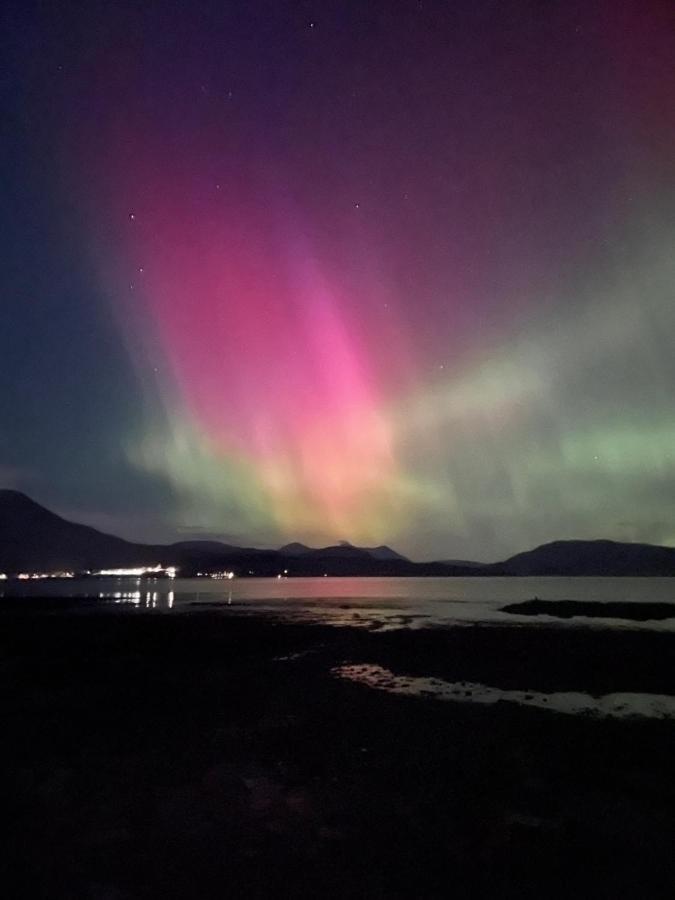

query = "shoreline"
[2, 604, 674, 897]
[502, 598, 675, 621]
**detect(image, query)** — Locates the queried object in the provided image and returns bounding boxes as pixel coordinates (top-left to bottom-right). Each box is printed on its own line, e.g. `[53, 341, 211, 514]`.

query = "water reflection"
[333, 663, 675, 720]
[5, 576, 675, 632]
[99, 590, 142, 605]
[95, 589, 169, 609]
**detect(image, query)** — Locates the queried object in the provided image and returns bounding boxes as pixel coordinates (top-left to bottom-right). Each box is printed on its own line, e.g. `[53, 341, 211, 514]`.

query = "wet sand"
[1, 601, 674, 898]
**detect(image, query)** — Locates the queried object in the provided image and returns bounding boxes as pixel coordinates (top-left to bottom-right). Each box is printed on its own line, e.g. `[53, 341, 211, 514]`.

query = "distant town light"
[94, 564, 178, 578]
[15, 571, 74, 580]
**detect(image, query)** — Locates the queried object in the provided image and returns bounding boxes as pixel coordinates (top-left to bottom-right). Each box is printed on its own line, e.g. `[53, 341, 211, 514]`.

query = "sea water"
[5, 575, 675, 718]
[4, 575, 675, 632]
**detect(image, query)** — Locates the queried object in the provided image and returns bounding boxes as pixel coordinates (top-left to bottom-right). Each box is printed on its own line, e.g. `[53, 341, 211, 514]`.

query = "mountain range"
[1, 489, 675, 577]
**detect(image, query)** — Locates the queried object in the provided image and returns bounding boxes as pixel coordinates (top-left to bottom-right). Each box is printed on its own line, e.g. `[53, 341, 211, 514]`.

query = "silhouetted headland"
[502, 598, 675, 621]
[3, 489, 675, 576]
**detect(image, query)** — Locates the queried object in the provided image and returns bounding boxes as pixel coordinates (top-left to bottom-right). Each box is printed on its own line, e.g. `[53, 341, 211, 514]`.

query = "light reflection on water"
[333, 663, 675, 719]
[2, 576, 675, 631]
[101, 590, 169, 608]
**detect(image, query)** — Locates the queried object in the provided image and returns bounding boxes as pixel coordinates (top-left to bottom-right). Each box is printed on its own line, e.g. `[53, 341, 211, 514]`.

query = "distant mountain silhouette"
[495, 539, 675, 576]
[437, 559, 489, 568]
[299, 542, 386, 560]
[1, 491, 674, 577]
[361, 544, 409, 562]
[278, 542, 312, 556]
[0, 491, 448, 576]
[0, 490, 156, 571]
[279, 541, 408, 562]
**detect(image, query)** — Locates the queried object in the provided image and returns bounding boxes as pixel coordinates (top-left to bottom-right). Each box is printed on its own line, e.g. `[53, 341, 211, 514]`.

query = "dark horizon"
[4, 488, 675, 578]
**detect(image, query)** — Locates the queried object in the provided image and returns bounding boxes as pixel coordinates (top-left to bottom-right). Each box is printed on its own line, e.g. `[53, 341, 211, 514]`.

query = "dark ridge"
[495, 539, 675, 576]
[3, 491, 675, 576]
[502, 599, 675, 621]
[278, 542, 313, 556]
[0, 491, 463, 576]
[437, 558, 489, 568]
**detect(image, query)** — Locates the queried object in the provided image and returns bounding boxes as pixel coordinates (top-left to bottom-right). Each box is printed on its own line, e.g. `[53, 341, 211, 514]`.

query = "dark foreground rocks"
[1, 603, 674, 898]
[502, 598, 675, 621]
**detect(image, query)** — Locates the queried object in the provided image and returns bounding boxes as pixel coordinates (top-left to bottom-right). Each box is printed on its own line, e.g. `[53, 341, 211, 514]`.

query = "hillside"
[496, 539, 675, 576]
[0, 492, 448, 576]
[2, 491, 674, 576]
[0, 490, 158, 571]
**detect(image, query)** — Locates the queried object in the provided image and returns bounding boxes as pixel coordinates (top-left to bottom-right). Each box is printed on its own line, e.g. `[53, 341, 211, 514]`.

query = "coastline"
[2, 601, 674, 897]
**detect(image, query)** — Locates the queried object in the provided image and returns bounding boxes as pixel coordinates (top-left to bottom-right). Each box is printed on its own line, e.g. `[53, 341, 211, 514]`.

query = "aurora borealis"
[2, 0, 675, 560]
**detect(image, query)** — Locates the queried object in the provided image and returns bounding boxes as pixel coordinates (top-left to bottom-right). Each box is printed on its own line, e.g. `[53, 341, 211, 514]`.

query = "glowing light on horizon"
[94, 564, 177, 578]
[15, 571, 75, 580]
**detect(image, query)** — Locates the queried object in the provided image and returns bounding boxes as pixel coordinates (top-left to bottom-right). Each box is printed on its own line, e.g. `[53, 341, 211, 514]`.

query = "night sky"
[2, 0, 675, 561]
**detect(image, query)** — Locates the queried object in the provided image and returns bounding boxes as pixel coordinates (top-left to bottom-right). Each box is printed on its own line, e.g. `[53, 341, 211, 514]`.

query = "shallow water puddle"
[333, 663, 675, 720]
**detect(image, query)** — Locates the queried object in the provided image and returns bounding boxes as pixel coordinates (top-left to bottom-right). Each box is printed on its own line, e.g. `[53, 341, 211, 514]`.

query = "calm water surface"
[4, 576, 675, 631]
[6, 576, 675, 717]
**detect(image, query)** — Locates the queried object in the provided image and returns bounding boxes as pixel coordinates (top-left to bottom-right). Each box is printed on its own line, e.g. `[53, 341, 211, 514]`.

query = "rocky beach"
[2, 599, 674, 898]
